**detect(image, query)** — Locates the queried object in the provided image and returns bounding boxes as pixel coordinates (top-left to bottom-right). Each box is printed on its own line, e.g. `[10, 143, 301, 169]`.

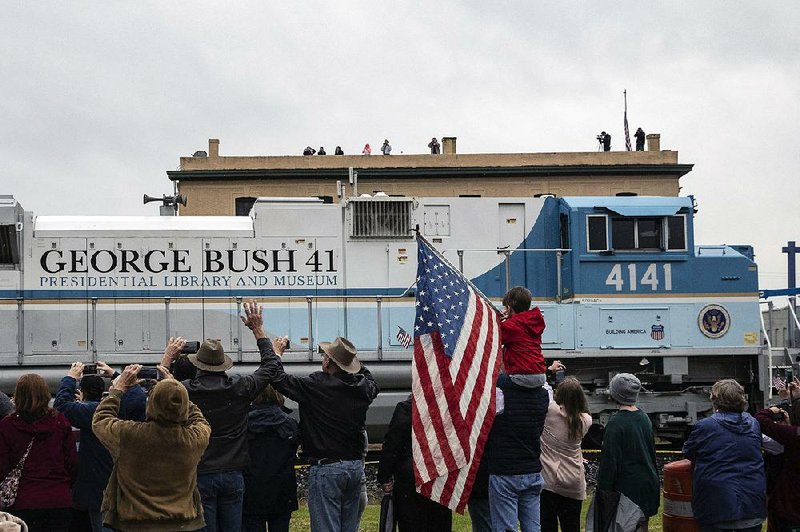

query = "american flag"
[411, 235, 502, 512]
[624, 89, 632, 151]
[396, 326, 412, 348]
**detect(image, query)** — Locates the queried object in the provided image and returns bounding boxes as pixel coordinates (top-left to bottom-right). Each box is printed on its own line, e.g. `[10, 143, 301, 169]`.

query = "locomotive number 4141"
[605, 263, 672, 291]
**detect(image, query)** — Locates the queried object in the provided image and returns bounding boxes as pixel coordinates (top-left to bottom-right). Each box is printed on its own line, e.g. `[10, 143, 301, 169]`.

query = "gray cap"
[610, 373, 641, 405]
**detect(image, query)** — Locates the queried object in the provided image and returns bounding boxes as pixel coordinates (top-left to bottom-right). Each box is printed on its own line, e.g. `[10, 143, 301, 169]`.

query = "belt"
[310, 458, 343, 466]
[310, 457, 359, 466]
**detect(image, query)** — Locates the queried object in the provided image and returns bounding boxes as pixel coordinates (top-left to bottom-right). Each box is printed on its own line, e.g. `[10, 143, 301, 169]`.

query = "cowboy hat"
[188, 339, 233, 372]
[318, 336, 361, 374]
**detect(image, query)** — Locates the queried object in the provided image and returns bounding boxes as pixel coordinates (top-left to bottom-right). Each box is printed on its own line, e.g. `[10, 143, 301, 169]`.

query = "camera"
[138, 367, 161, 380]
[596, 134, 605, 141]
[768, 408, 788, 422]
[181, 341, 200, 354]
[555, 369, 565, 386]
[83, 364, 99, 375]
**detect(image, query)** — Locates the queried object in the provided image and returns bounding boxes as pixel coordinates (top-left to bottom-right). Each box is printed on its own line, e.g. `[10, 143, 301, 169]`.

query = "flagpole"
[416, 232, 502, 315]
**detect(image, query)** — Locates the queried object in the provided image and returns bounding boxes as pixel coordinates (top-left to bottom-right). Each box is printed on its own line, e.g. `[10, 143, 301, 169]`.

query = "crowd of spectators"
[301, 138, 445, 156]
[0, 291, 797, 532]
[0, 300, 378, 532]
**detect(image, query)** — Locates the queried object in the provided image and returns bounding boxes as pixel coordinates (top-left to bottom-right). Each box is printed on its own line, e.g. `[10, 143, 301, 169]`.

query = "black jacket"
[377, 397, 414, 486]
[264, 353, 379, 460]
[486, 377, 549, 476]
[183, 338, 274, 474]
[243, 403, 299, 516]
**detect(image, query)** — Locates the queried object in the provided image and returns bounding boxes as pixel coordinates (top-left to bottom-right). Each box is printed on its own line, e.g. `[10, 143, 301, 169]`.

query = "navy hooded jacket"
[683, 411, 766, 526]
[53, 376, 147, 510]
[242, 403, 299, 516]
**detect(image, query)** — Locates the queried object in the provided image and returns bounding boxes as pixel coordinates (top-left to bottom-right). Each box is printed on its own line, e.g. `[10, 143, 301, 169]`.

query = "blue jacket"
[53, 376, 111, 511]
[53, 377, 148, 510]
[683, 411, 766, 526]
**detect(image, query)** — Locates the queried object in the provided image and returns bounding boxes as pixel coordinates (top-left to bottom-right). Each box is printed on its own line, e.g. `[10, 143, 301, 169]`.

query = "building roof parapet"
[168, 162, 693, 182]
[177, 150, 680, 172]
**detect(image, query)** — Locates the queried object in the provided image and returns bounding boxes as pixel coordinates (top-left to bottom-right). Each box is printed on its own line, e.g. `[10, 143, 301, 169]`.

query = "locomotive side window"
[666, 215, 687, 251]
[586, 215, 608, 252]
[0, 225, 19, 265]
[611, 218, 636, 249]
[559, 213, 570, 251]
[610, 217, 664, 251]
[235, 197, 257, 216]
[636, 218, 662, 249]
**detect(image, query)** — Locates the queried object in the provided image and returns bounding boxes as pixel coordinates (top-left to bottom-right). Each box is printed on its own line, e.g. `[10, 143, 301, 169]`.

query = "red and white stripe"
[411, 291, 502, 512]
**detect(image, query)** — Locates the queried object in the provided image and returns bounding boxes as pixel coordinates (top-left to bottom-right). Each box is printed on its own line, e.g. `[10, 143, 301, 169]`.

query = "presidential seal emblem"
[699, 304, 730, 338]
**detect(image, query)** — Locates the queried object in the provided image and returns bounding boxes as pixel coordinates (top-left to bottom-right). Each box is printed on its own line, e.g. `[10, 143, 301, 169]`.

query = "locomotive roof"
[33, 215, 254, 237]
[562, 196, 692, 216]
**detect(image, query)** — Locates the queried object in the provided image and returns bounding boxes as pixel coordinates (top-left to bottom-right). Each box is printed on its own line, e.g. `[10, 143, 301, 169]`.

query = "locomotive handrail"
[759, 306, 775, 400]
[446, 248, 572, 252]
[788, 303, 800, 334]
[5, 292, 426, 362]
[450, 247, 572, 301]
[696, 245, 728, 255]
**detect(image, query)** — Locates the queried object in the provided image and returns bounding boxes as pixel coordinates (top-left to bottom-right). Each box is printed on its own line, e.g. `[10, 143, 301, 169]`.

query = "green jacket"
[93, 383, 211, 531]
[596, 409, 660, 517]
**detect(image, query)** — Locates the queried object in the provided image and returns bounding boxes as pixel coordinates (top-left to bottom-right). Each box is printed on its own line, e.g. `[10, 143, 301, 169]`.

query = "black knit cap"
[80, 375, 106, 400]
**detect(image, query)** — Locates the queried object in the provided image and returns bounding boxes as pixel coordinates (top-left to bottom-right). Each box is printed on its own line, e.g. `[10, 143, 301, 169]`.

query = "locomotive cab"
[558, 196, 763, 440]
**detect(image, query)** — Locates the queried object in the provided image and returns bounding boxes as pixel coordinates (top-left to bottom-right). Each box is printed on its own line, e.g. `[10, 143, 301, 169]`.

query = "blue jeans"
[489, 472, 544, 532]
[197, 471, 245, 532]
[307, 460, 364, 532]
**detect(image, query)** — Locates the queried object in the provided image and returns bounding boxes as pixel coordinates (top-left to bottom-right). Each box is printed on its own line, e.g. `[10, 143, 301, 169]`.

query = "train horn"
[143, 194, 188, 207]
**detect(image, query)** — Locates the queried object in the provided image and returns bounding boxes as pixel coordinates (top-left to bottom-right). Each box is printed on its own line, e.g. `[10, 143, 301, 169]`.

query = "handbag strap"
[17, 438, 34, 469]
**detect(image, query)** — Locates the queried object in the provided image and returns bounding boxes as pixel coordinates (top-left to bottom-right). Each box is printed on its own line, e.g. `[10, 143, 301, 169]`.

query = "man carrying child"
[486, 286, 552, 532]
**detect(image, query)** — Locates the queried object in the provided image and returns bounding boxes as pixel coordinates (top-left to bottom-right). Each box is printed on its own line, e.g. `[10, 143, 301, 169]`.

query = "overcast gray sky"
[2, 1, 798, 292]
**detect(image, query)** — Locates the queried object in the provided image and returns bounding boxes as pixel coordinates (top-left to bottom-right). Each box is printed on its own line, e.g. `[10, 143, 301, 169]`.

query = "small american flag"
[396, 326, 412, 348]
[773, 376, 786, 391]
[411, 235, 502, 512]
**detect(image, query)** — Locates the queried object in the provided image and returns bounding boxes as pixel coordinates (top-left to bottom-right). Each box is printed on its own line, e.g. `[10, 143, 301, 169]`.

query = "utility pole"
[782, 241, 798, 347]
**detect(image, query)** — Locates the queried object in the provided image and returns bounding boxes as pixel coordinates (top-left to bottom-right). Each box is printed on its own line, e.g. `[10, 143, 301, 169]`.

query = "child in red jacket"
[500, 286, 546, 385]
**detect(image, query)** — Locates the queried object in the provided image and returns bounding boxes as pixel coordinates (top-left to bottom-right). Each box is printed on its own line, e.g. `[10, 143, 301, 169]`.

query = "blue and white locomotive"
[0, 193, 765, 440]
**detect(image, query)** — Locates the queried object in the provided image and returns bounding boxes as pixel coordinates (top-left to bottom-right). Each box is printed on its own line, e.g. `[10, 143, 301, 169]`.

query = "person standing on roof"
[634, 128, 645, 151]
[381, 139, 392, 155]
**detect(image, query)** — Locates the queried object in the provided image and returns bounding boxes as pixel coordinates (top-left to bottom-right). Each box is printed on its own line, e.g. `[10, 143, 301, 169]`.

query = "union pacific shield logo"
[651, 324, 665, 341]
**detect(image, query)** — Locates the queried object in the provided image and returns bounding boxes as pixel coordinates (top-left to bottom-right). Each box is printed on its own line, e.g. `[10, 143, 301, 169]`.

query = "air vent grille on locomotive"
[349, 198, 413, 239]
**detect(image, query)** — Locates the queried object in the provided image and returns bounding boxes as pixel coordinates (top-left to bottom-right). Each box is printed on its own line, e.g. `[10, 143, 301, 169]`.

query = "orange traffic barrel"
[662, 459, 698, 532]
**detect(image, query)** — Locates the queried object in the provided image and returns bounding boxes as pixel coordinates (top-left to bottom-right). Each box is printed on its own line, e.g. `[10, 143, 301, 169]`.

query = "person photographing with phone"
[92, 364, 211, 531]
[539, 374, 592, 532]
[53, 360, 116, 531]
[756, 376, 800, 532]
